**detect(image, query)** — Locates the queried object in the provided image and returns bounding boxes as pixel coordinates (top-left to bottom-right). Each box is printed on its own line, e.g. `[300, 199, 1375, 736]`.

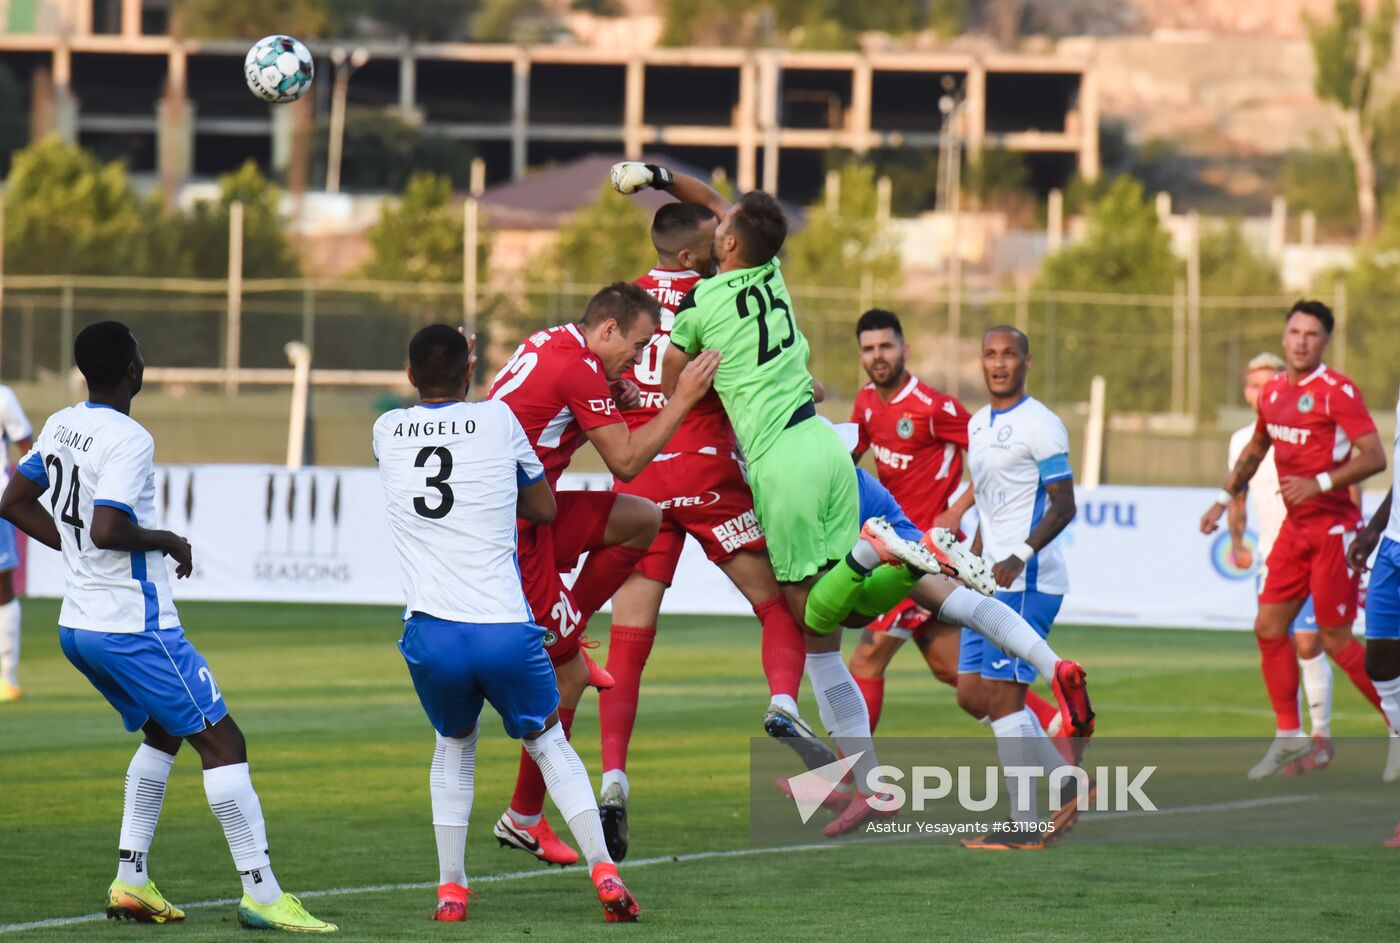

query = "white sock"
[804, 651, 880, 796]
[116, 743, 176, 886]
[990, 713, 1041, 825]
[204, 762, 282, 905]
[1298, 653, 1333, 738]
[939, 588, 1059, 679]
[849, 540, 883, 572]
[769, 693, 799, 717]
[0, 599, 19, 687]
[1375, 675, 1400, 738]
[524, 723, 612, 868]
[601, 768, 629, 799]
[431, 730, 476, 887]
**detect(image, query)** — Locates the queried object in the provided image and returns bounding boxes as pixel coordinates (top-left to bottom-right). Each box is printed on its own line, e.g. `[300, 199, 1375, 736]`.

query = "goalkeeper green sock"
[853, 564, 922, 619]
[804, 556, 874, 635]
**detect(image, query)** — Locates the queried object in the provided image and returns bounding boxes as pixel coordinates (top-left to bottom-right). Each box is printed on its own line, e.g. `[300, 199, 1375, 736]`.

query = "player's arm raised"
[1201, 424, 1271, 534]
[1279, 430, 1386, 506]
[610, 162, 731, 219]
[588, 350, 721, 482]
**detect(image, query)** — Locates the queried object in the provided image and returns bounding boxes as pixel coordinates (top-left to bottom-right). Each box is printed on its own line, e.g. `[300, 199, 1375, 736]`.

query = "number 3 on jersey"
[736, 272, 796, 365]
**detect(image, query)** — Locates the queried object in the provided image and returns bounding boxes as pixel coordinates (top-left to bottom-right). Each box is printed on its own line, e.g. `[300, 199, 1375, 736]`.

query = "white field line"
[0, 842, 833, 934]
[1080, 793, 1315, 821]
[0, 794, 1321, 934]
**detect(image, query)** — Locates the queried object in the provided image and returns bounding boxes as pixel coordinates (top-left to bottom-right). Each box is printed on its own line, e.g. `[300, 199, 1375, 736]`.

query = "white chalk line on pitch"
[1, 793, 1324, 935]
[0, 842, 835, 934]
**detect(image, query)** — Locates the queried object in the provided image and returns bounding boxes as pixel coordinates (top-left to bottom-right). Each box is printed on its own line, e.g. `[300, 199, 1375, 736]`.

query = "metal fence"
[1, 273, 1390, 419]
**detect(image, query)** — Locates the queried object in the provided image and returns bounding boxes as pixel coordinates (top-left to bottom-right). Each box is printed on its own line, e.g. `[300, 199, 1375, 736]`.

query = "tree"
[1036, 175, 1181, 410]
[1197, 222, 1284, 412]
[2, 135, 146, 276]
[176, 0, 331, 38]
[520, 183, 652, 331]
[317, 109, 478, 192]
[1305, 0, 1397, 240]
[350, 0, 478, 40]
[363, 172, 466, 284]
[174, 161, 301, 279]
[1281, 146, 1358, 235]
[783, 161, 901, 391]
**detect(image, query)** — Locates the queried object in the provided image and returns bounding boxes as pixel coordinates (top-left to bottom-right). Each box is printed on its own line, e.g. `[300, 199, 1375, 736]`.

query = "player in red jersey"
[845, 310, 1064, 735]
[595, 204, 819, 860]
[1202, 299, 1388, 778]
[488, 282, 720, 864]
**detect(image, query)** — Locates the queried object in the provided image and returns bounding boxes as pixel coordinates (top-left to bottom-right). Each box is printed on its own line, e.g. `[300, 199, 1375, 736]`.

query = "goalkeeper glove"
[610, 161, 673, 195]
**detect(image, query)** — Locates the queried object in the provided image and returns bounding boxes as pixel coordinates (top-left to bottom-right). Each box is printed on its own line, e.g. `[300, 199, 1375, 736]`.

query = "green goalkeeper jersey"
[669, 257, 812, 462]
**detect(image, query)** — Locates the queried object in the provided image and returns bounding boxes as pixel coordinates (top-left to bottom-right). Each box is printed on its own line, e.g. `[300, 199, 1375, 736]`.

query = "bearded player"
[1202, 300, 1387, 779]
[596, 203, 821, 859]
[845, 309, 1065, 736]
[611, 161, 1061, 836]
[1227, 352, 1358, 774]
[488, 283, 719, 864]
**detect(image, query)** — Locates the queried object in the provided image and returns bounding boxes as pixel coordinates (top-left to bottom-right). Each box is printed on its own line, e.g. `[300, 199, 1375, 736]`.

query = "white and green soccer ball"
[244, 35, 315, 104]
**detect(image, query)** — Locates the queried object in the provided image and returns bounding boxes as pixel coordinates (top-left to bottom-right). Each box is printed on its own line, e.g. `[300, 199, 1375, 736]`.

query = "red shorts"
[518, 490, 617, 665]
[866, 598, 934, 640]
[614, 452, 766, 587]
[1259, 515, 1360, 628]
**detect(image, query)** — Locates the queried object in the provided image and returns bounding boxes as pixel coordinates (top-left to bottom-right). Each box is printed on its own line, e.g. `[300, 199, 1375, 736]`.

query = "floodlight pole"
[326, 46, 370, 195]
[225, 201, 244, 396]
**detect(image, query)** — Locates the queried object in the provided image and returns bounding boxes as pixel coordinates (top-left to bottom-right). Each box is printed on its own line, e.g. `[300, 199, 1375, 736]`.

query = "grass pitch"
[2, 601, 1398, 941]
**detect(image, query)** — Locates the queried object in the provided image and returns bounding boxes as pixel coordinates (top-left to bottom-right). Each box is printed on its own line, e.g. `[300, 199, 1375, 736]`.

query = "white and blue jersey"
[963, 395, 1070, 683]
[373, 399, 558, 738]
[1365, 389, 1400, 641]
[20, 403, 180, 633]
[19, 402, 225, 737]
[967, 395, 1072, 595]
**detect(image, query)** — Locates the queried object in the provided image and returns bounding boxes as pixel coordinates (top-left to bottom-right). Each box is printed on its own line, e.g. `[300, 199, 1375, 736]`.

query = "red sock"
[599, 625, 656, 773]
[755, 594, 804, 699]
[510, 707, 576, 819]
[1025, 690, 1059, 730]
[854, 675, 885, 732]
[572, 545, 648, 624]
[1258, 635, 1302, 731]
[1332, 639, 1385, 714]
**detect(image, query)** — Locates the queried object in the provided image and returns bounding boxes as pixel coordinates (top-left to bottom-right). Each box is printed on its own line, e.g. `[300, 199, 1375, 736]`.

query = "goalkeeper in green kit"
[609, 161, 1003, 835]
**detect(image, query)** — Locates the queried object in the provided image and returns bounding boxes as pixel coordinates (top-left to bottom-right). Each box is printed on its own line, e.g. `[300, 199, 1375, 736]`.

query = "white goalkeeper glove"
[610, 161, 673, 195]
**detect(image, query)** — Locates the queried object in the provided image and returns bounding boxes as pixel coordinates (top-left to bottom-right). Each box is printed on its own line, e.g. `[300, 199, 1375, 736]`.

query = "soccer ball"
[244, 35, 315, 104]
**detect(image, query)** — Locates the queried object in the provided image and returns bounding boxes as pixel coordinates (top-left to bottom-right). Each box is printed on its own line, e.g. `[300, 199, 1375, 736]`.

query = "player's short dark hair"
[408, 324, 470, 392]
[983, 324, 1030, 356]
[652, 203, 715, 255]
[856, 308, 904, 341]
[74, 320, 139, 391]
[580, 282, 662, 332]
[1287, 299, 1335, 335]
[730, 191, 788, 264]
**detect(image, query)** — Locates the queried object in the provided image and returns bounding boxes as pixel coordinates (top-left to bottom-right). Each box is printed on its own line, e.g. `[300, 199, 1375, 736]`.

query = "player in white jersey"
[1227, 353, 1335, 775]
[958, 326, 1083, 851]
[0, 383, 34, 701]
[373, 325, 639, 923]
[0, 321, 335, 932]
[1347, 385, 1400, 791]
